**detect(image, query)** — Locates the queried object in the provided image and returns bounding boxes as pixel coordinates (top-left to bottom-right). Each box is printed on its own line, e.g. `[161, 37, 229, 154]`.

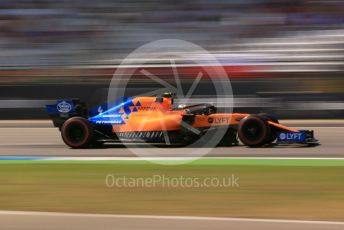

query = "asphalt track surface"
[0, 120, 343, 158]
[1, 121, 344, 230]
[1, 211, 344, 230]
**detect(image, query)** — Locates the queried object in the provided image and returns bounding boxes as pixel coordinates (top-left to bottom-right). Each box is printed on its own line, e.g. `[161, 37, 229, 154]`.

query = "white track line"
[0, 211, 343, 225]
[2, 156, 344, 161]
[38, 157, 344, 161]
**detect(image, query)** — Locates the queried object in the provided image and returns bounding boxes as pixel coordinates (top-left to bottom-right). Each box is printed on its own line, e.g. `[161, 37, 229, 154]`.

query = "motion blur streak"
[0, 0, 343, 119]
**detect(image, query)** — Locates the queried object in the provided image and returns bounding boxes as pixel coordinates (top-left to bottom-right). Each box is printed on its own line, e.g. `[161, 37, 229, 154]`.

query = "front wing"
[276, 130, 318, 145]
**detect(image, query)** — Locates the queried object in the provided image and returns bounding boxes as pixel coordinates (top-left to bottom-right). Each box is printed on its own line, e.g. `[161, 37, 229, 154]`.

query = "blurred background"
[0, 0, 343, 119]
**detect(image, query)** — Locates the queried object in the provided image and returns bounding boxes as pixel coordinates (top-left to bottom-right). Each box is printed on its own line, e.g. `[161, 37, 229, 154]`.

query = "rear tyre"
[61, 117, 93, 148]
[238, 115, 271, 147]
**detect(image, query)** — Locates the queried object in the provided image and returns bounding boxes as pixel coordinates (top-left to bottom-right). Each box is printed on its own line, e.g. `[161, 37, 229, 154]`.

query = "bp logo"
[57, 101, 72, 113]
[279, 133, 286, 140]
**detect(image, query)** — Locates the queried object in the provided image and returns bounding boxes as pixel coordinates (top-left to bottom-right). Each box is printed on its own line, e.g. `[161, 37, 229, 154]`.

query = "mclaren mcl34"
[46, 93, 318, 148]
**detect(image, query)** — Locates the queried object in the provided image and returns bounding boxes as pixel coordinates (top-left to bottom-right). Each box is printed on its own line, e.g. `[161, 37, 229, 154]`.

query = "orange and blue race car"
[46, 93, 318, 148]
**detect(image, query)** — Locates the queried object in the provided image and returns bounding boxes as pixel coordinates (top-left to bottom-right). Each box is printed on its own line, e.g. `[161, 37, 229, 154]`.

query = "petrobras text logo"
[95, 120, 124, 124]
[57, 101, 72, 113]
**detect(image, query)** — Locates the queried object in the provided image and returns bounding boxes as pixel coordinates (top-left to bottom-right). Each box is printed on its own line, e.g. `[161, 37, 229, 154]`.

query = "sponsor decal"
[89, 98, 143, 125]
[95, 120, 124, 124]
[117, 131, 164, 139]
[102, 114, 122, 118]
[98, 106, 103, 114]
[120, 99, 141, 119]
[214, 117, 229, 124]
[277, 132, 305, 142]
[136, 106, 158, 111]
[208, 117, 229, 124]
[279, 132, 286, 140]
[56, 101, 72, 113]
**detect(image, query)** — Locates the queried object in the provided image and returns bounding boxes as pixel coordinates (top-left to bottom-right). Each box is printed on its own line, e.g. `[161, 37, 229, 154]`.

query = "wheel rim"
[241, 120, 264, 142]
[238, 116, 270, 146]
[66, 124, 86, 144]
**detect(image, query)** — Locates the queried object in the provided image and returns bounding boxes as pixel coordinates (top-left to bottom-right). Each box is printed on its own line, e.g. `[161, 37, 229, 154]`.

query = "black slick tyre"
[61, 117, 93, 148]
[238, 115, 271, 147]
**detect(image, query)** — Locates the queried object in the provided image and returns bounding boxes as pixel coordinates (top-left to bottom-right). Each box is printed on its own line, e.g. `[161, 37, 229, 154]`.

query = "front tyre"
[238, 115, 271, 147]
[61, 117, 93, 148]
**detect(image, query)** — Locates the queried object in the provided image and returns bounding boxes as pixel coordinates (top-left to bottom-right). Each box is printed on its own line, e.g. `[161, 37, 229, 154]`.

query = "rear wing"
[46, 99, 87, 128]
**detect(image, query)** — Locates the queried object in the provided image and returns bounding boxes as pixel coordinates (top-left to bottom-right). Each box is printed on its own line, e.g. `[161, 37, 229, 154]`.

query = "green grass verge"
[1, 159, 344, 221]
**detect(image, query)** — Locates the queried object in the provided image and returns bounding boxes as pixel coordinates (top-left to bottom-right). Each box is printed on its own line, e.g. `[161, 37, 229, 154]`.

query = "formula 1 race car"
[46, 93, 318, 148]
